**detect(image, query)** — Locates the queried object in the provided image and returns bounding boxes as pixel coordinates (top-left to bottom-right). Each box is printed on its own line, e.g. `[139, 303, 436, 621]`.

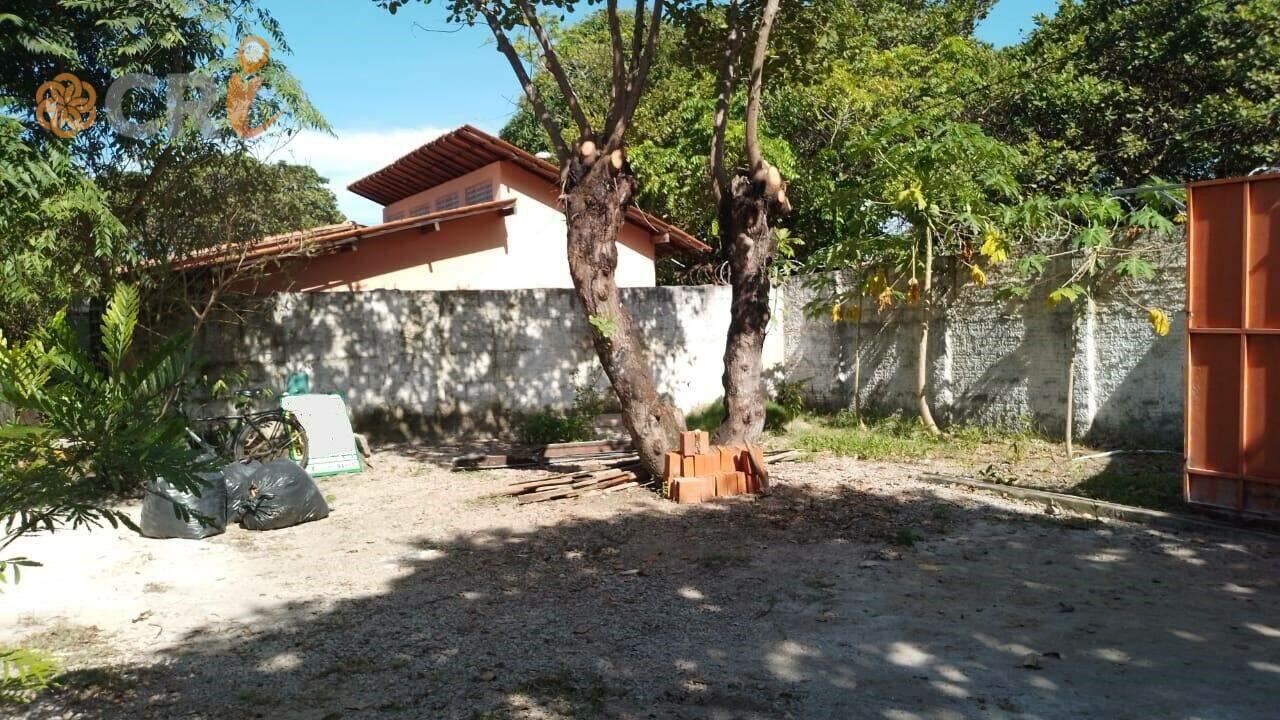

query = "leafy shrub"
[0, 286, 213, 581]
[0, 647, 59, 703]
[516, 377, 608, 445]
[685, 397, 794, 434]
[772, 379, 809, 419]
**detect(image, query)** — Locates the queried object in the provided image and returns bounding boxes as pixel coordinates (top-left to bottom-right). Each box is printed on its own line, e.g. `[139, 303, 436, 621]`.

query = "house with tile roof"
[181, 125, 706, 291]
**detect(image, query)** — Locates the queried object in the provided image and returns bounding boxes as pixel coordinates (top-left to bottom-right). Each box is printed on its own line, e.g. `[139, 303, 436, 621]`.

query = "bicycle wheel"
[233, 413, 309, 468]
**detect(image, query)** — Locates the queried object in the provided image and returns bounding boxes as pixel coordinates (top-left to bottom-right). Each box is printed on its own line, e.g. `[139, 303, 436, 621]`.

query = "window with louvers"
[435, 192, 460, 211]
[464, 181, 493, 205]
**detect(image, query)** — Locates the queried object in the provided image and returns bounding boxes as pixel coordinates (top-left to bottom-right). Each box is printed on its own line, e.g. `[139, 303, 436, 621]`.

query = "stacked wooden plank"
[453, 439, 635, 470]
[499, 463, 645, 504]
[663, 430, 771, 504]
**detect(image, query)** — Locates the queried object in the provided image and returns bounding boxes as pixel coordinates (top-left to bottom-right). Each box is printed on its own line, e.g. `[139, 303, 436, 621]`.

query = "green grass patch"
[784, 412, 1000, 460]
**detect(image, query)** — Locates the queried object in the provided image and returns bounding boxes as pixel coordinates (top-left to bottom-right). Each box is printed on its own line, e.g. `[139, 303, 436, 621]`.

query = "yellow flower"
[980, 228, 1009, 265]
[970, 264, 987, 287]
[896, 185, 927, 213]
[906, 277, 921, 305]
[877, 287, 894, 311]
[1147, 307, 1171, 336]
[831, 304, 841, 324]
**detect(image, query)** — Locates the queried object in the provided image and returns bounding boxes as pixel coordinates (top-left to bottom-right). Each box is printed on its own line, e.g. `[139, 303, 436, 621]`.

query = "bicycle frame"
[188, 408, 299, 459]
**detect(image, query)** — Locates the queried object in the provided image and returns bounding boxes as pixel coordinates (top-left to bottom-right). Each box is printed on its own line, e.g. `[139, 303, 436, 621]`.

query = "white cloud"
[257, 126, 448, 224]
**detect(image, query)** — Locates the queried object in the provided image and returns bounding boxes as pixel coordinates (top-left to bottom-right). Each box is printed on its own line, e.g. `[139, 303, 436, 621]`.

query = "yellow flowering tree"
[809, 121, 1023, 434]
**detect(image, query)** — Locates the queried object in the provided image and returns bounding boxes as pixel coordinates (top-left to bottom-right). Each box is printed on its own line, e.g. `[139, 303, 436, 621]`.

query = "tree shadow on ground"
[21, 467, 1280, 720]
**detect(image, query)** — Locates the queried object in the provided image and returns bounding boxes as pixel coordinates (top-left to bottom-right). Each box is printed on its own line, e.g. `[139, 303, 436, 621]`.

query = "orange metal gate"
[1186, 173, 1280, 518]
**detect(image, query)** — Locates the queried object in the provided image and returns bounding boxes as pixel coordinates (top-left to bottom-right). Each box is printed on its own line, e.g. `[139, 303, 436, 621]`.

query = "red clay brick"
[693, 452, 718, 477]
[681, 454, 696, 476]
[664, 451, 682, 480]
[717, 446, 738, 472]
[747, 445, 768, 475]
[714, 472, 742, 497]
[679, 431, 702, 456]
[673, 476, 712, 504]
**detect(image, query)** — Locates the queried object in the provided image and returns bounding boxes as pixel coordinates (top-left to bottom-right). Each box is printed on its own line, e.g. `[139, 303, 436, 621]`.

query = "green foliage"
[684, 397, 798, 434]
[0, 118, 126, 339]
[587, 313, 619, 340]
[989, 0, 1280, 188]
[0, 1, 336, 341]
[772, 379, 808, 420]
[0, 285, 214, 580]
[790, 412, 986, 459]
[0, 647, 59, 704]
[516, 377, 608, 445]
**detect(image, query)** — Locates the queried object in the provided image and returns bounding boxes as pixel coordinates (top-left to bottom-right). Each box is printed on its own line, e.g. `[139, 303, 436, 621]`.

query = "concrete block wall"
[780, 263, 1186, 448]
[198, 265, 1183, 447]
[197, 286, 786, 441]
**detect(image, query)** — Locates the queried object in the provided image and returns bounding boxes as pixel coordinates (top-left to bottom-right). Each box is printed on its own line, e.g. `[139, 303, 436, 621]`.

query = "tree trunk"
[713, 176, 778, 445]
[564, 159, 683, 475]
[917, 226, 942, 435]
[853, 274, 864, 427]
[1065, 320, 1076, 459]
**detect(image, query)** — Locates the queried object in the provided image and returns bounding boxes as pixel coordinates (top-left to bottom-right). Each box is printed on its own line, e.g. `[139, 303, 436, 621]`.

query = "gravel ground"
[3, 447, 1279, 719]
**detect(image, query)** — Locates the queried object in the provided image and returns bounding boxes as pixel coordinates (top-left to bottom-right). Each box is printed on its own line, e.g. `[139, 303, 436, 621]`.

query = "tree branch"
[516, 0, 593, 139]
[476, 3, 571, 162]
[603, 0, 627, 135]
[710, 0, 743, 203]
[608, 0, 664, 149]
[630, 0, 647, 71]
[745, 0, 781, 172]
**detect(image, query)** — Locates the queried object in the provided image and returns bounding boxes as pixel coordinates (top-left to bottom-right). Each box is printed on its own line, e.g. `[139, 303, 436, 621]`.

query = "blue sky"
[260, 0, 1059, 222]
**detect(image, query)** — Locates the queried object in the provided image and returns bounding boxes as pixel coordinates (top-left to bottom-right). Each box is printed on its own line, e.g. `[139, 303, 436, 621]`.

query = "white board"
[280, 393, 362, 476]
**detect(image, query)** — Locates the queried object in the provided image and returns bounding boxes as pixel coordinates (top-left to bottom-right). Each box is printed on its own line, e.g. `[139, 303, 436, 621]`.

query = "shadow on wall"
[1084, 306, 1186, 450]
[21, 480, 1279, 719]
[941, 287, 1074, 435]
[195, 286, 725, 442]
[781, 270, 1186, 448]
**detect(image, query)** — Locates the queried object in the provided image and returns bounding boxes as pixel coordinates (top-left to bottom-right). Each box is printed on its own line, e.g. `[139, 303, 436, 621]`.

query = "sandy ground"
[3, 447, 1279, 720]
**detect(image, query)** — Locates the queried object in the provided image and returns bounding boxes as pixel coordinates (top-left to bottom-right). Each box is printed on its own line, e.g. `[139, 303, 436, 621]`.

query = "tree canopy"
[0, 0, 341, 340]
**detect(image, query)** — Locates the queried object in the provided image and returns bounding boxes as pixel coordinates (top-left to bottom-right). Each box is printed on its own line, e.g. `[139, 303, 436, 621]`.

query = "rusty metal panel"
[1247, 178, 1280, 329]
[1188, 182, 1244, 328]
[1186, 173, 1280, 518]
[1244, 335, 1280, 480]
[1187, 334, 1241, 474]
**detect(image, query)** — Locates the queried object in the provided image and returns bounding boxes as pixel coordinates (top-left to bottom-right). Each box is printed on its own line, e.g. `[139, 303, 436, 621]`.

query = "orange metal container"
[1186, 173, 1280, 517]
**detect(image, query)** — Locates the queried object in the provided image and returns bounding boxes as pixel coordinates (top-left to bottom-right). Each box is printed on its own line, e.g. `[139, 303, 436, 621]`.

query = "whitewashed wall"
[198, 270, 1183, 447]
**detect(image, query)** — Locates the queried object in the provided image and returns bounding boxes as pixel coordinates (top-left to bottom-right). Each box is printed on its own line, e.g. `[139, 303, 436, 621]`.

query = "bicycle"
[187, 388, 309, 467]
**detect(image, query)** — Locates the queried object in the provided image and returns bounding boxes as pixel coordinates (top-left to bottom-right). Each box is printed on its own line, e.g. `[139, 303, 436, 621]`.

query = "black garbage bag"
[222, 460, 261, 523]
[141, 471, 228, 540]
[240, 459, 330, 531]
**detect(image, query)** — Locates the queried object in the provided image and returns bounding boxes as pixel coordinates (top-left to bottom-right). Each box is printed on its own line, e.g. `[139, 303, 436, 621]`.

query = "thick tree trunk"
[714, 176, 779, 445]
[564, 159, 683, 475]
[917, 226, 942, 436]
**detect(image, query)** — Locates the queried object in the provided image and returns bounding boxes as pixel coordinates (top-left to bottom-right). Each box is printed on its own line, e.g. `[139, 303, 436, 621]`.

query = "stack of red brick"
[664, 430, 767, 504]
